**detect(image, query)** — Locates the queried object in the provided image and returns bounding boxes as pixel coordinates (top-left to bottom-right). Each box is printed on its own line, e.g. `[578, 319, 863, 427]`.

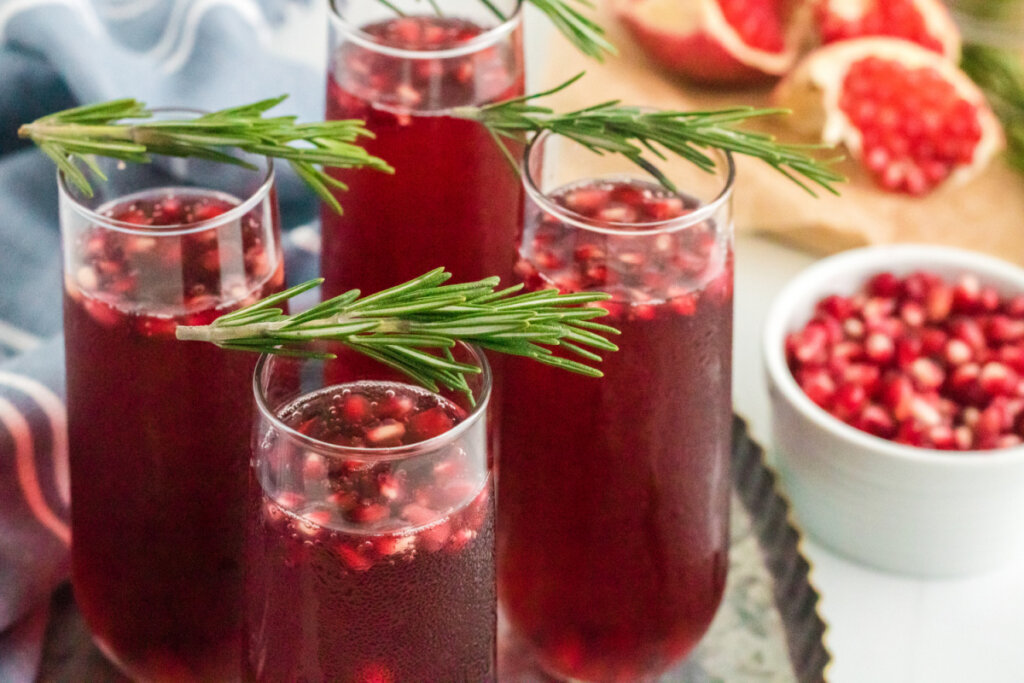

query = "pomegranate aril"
[346, 503, 390, 524]
[336, 543, 374, 572]
[856, 404, 896, 438]
[407, 406, 455, 441]
[864, 332, 895, 364]
[979, 362, 1018, 397]
[909, 357, 944, 391]
[866, 272, 903, 298]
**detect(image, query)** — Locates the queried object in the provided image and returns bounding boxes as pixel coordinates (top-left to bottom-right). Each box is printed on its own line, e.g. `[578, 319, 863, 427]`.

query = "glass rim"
[521, 130, 736, 237]
[252, 342, 493, 461]
[327, 0, 524, 61]
[56, 109, 276, 238]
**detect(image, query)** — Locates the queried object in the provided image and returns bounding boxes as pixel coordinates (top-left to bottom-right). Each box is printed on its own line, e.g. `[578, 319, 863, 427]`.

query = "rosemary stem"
[176, 314, 412, 343]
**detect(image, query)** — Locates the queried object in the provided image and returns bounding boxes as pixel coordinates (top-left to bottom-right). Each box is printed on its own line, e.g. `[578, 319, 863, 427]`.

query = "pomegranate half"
[812, 0, 962, 60]
[775, 37, 1004, 195]
[613, 0, 803, 86]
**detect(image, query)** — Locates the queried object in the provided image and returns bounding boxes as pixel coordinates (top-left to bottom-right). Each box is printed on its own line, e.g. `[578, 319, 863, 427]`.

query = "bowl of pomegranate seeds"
[763, 244, 1024, 576]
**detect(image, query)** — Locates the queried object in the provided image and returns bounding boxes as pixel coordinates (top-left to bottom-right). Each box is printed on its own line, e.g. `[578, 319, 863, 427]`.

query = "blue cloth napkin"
[0, 1, 323, 678]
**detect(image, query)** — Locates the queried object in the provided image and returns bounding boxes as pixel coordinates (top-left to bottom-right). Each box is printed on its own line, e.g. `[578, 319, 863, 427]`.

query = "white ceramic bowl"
[763, 244, 1024, 577]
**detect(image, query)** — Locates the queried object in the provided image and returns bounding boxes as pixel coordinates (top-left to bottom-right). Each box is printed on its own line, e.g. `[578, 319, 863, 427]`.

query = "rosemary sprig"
[373, 0, 615, 61]
[961, 44, 1024, 174]
[451, 74, 845, 197]
[17, 96, 393, 214]
[176, 268, 620, 396]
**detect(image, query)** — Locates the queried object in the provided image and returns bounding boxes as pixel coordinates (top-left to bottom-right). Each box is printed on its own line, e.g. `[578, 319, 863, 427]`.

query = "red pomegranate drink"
[59, 153, 283, 681]
[245, 346, 495, 682]
[498, 134, 735, 682]
[321, 1, 524, 298]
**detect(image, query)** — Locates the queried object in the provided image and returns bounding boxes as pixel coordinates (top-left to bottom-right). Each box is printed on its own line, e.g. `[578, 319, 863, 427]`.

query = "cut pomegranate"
[775, 38, 1003, 195]
[787, 269, 1024, 452]
[812, 0, 961, 60]
[612, 0, 803, 86]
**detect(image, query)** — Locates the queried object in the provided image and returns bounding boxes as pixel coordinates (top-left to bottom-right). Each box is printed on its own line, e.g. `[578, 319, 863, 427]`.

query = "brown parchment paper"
[537, 0, 1024, 264]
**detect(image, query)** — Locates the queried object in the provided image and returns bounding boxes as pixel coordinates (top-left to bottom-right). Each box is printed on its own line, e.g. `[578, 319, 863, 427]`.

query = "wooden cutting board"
[535, 0, 1024, 263]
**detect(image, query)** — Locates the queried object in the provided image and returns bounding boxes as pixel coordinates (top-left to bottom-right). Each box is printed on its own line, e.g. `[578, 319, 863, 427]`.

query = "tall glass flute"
[321, 0, 525, 298]
[59, 145, 283, 681]
[244, 344, 495, 681]
[498, 133, 735, 682]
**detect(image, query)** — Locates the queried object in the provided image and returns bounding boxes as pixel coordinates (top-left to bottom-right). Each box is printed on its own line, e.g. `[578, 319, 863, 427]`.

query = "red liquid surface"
[244, 382, 495, 682]
[65, 190, 283, 681]
[498, 181, 733, 681]
[320, 15, 524, 297]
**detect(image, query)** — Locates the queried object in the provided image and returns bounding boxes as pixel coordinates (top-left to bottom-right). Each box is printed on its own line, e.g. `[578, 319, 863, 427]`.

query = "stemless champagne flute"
[320, 0, 525, 297]
[59, 141, 283, 681]
[244, 344, 495, 681]
[498, 131, 735, 682]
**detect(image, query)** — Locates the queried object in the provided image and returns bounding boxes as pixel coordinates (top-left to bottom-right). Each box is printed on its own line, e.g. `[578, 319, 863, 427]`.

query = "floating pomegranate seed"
[864, 332, 896, 364]
[346, 503, 390, 524]
[336, 543, 374, 572]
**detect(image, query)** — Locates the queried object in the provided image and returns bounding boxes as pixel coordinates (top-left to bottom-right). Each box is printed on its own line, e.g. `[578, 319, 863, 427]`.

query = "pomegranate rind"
[613, 0, 800, 85]
[774, 37, 1004, 192]
[813, 0, 961, 61]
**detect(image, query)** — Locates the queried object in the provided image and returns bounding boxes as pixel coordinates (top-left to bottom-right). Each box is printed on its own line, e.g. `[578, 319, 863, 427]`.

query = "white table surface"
[270, 5, 1024, 681]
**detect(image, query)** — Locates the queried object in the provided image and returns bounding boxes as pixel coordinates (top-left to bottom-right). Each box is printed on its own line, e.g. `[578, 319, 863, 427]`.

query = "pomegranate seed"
[377, 472, 403, 501]
[866, 272, 902, 298]
[952, 275, 982, 313]
[920, 328, 948, 356]
[843, 317, 866, 339]
[340, 394, 372, 423]
[405, 407, 454, 441]
[833, 383, 868, 420]
[895, 335, 923, 368]
[909, 358, 945, 391]
[856, 404, 896, 438]
[843, 363, 881, 395]
[895, 419, 927, 446]
[864, 332, 896, 364]
[563, 188, 610, 215]
[1005, 295, 1024, 318]
[376, 394, 415, 420]
[336, 544, 374, 572]
[980, 287, 1001, 313]
[83, 298, 122, 328]
[817, 294, 855, 321]
[909, 396, 942, 427]
[881, 374, 915, 420]
[987, 315, 1024, 343]
[954, 426, 974, 450]
[950, 317, 987, 352]
[997, 345, 1024, 373]
[900, 301, 926, 328]
[925, 283, 953, 321]
[979, 362, 1018, 397]
[347, 503, 390, 524]
[998, 434, 1023, 449]
[944, 338, 973, 366]
[364, 421, 406, 446]
[862, 297, 896, 321]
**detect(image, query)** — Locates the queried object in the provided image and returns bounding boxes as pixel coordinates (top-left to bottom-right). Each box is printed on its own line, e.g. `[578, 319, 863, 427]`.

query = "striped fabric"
[0, 0, 320, 678]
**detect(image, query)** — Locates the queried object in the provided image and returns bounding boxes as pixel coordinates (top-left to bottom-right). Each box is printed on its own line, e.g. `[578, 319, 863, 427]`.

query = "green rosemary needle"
[373, 0, 615, 60]
[176, 268, 620, 395]
[17, 96, 393, 214]
[451, 73, 846, 197]
[961, 43, 1024, 174]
